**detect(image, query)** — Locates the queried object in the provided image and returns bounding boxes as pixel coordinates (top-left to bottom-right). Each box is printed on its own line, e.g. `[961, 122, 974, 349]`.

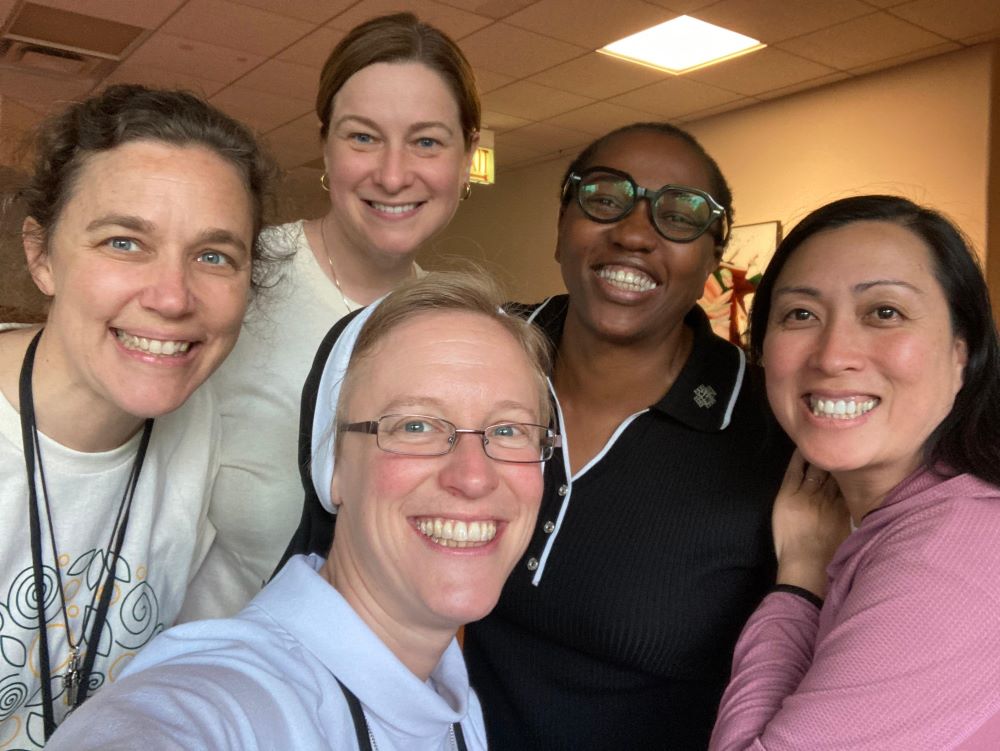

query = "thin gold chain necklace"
[316, 218, 418, 312]
[317, 217, 352, 313]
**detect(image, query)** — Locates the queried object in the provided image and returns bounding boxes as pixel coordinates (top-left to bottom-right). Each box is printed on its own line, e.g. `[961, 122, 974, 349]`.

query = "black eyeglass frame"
[339, 414, 561, 464]
[564, 166, 731, 245]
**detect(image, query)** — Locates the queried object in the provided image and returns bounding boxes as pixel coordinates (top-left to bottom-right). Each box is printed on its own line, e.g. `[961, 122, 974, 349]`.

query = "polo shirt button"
[558, 484, 569, 496]
[526, 557, 539, 571]
[543, 521, 555, 533]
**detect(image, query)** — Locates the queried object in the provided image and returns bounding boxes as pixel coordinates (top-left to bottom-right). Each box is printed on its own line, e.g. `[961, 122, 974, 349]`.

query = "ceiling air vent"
[0, 2, 147, 79]
[0, 39, 105, 76]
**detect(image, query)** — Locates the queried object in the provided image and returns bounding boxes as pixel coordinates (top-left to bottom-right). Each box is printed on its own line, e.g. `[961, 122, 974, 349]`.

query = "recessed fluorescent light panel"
[599, 16, 764, 74]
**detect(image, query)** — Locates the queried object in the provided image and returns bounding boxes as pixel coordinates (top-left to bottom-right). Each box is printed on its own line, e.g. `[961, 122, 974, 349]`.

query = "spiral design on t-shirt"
[115, 582, 160, 649]
[6, 567, 60, 630]
[0, 674, 28, 722]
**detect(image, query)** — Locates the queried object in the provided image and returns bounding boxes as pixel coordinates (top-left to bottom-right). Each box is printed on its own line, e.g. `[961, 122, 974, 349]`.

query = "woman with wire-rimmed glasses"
[460, 123, 793, 750]
[48, 271, 555, 751]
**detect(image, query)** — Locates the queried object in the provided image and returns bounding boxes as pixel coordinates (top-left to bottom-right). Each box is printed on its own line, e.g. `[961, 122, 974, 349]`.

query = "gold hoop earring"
[460, 182, 471, 201]
[320, 173, 330, 192]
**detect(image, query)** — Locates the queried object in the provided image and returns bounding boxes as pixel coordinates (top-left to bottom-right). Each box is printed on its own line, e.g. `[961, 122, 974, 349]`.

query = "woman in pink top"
[711, 195, 1000, 751]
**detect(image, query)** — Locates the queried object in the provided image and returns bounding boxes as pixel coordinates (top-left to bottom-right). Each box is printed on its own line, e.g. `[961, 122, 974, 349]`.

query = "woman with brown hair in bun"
[182, 12, 481, 621]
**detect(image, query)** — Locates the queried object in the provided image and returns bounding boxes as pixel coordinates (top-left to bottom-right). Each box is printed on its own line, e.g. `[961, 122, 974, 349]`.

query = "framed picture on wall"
[724, 220, 782, 280]
[699, 220, 782, 347]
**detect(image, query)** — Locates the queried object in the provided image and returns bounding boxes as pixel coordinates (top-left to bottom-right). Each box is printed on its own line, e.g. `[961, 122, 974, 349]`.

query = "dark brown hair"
[316, 12, 480, 149]
[19, 83, 280, 291]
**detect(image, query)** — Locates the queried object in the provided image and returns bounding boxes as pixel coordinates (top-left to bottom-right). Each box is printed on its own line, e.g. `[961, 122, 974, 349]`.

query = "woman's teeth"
[597, 266, 657, 292]
[369, 201, 419, 214]
[416, 518, 497, 548]
[115, 330, 191, 356]
[810, 396, 879, 419]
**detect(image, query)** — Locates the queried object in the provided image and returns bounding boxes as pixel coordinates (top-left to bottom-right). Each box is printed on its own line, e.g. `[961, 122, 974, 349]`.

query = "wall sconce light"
[470, 128, 495, 185]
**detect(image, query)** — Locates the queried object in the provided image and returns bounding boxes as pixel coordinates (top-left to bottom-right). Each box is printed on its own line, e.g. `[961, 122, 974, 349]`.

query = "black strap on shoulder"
[335, 677, 467, 750]
[454, 721, 469, 751]
[274, 309, 363, 577]
[336, 678, 374, 751]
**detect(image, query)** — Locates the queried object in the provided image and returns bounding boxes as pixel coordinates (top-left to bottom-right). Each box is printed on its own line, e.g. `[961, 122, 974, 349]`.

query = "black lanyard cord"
[336, 678, 468, 751]
[18, 329, 154, 739]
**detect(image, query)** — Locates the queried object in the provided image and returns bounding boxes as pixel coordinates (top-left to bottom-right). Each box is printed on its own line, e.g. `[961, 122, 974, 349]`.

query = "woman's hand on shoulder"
[772, 450, 850, 599]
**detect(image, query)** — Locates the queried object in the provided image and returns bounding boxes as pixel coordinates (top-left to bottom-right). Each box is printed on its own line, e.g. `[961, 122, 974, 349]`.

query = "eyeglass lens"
[376, 415, 552, 462]
[577, 172, 717, 242]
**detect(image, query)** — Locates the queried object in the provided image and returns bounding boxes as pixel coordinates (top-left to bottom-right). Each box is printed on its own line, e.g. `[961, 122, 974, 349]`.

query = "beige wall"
[988, 44, 1000, 322]
[431, 43, 995, 304]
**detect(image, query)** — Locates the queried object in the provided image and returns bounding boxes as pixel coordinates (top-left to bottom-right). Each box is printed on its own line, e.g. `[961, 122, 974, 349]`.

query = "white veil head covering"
[310, 298, 384, 513]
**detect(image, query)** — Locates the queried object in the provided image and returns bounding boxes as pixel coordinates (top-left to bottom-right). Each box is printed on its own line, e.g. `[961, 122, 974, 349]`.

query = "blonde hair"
[336, 270, 552, 445]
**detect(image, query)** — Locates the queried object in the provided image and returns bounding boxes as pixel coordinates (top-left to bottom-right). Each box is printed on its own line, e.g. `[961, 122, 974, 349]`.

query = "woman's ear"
[23, 217, 54, 297]
[329, 469, 344, 509]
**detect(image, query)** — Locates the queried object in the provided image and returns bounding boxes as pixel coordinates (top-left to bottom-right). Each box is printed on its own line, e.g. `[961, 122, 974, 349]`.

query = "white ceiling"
[1, 0, 997, 185]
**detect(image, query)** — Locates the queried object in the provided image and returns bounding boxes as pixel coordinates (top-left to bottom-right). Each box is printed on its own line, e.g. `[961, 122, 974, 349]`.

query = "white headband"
[310, 299, 384, 514]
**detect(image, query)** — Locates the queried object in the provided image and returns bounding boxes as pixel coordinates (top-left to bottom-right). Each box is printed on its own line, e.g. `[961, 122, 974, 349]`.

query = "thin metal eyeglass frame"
[339, 415, 560, 463]
[565, 166, 730, 245]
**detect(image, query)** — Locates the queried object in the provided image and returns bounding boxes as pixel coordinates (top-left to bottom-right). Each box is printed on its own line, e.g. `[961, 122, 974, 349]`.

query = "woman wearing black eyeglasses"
[461, 123, 793, 750]
[284, 123, 793, 749]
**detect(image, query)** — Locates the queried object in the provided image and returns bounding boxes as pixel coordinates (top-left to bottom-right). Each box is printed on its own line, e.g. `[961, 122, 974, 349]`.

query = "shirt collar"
[526, 295, 745, 432]
[253, 555, 470, 735]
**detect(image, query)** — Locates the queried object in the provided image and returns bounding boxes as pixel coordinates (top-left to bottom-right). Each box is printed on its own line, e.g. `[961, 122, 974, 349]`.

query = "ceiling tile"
[775, 11, 947, 70]
[644, 0, 717, 10]
[277, 27, 345, 67]
[694, 0, 872, 43]
[675, 95, 756, 123]
[888, 0, 1000, 41]
[755, 70, 851, 101]
[0, 0, 17, 24]
[434, 0, 537, 20]
[484, 80, 594, 120]
[237, 59, 319, 102]
[504, 0, 671, 48]
[327, 0, 493, 39]
[545, 101, 662, 136]
[162, 0, 315, 57]
[481, 109, 532, 132]
[0, 68, 94, 111]
[125, 32, 265, 83]
[686, 48, 839, 97]
[264, 112, 323, 169]
[226, 0, 355, 23]
[848, 40, 961, 75]
[103, 61, 227, 97]
[474, 67, 514, 93]
[29, 0, 184, 28]
[610, 76, 744, 119]
[496, 121, 590, 154]
[210, 85, 312, 133]
[459, 22, 588, 78]
[959, 28, 1000, 45]
[528, 52, 669, 99]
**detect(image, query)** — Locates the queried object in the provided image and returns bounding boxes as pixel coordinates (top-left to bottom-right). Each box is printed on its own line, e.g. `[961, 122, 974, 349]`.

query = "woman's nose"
[438, 432, 500, 500]
[138, 257, 195, 318]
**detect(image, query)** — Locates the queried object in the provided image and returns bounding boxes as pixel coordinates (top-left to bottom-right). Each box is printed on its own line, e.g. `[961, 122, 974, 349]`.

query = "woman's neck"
[307, 216, 416, 307]
[321, 552, 453, 682]
[2, 327, 145, 452]
[833, 458, 923, 525]
[554, 307, 692, 408]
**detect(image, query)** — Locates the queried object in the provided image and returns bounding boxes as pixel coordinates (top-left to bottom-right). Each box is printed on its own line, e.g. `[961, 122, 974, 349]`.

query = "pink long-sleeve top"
[711, 468, 1000, 751]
